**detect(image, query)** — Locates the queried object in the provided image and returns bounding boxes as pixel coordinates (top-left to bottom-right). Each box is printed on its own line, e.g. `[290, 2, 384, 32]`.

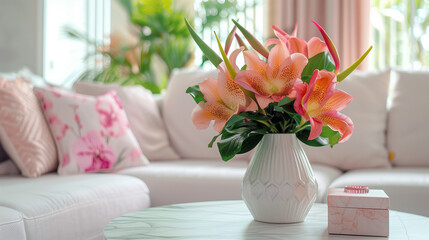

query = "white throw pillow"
[302, 70, 391, 170]
[163, 68, 252, 160]
[387, 70, 429, 166]
[74, 82, 180, 161]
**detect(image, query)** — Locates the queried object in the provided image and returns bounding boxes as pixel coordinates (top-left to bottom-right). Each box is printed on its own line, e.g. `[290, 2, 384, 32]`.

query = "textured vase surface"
[242, 133, 317, 223]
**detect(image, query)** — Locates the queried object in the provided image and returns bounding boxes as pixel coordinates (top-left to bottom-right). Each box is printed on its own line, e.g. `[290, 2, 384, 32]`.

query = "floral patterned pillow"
[34, 87, 149, 175]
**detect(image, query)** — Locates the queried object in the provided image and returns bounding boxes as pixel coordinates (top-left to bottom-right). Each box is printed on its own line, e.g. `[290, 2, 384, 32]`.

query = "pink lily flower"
[234, 41, 308, 105]
[266, 24, 328, 60]
[192, 49, 247, 132]
[294, 69, 353, 143]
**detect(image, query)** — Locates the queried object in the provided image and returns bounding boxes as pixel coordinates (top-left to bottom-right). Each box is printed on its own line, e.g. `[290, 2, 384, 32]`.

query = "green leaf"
[237, 133, 263, 154]
[217, 131, 248, 161]
[232, 19, 269, 58]
[301, 52, 335, 83]
[337, 46, 373, 82]
[223, 114, 247, 130]
[185, 18, 222, 67]
[273, 105, 285, 113]
[208, 133, 221, 148]
[320, 126, 341, 147]
[186, 85, 206, 104]
[278, 96, 294, 106]
[139, 81, 162, 94]
[296, 130, 328, 147]
[238, 111, 271, 121]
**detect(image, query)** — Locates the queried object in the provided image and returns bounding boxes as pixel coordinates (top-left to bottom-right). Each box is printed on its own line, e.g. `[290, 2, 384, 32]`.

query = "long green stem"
[293, 123, 310, 133]
[256, 120, 271, 128]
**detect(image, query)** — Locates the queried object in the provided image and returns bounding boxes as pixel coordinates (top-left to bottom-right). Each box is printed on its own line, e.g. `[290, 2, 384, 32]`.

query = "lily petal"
[272, 25, 290, 43]
[243, 50, 267, 76]
[217, 64, 246, 109]
[293, 82, 308, 116]
[307, 37, 328, 58]
[302, 70, 319, 113]
[265, 38, 280, 47]
[228, 47, 244, 72]
[273, 53, 308, 96]
[287, 37, 308, 56]
[267, 41, 290, 80]
[321, 89, 353, 112]
[315, 110, 353, 143]
[234, 70, 270, 97]
[308, 116, 323, 140]
[199, 78, 221, 103]
[306, 71, 336, 111]
[191, 101, 234, 131]
[191, 103, 212, 130]
[291, 22, 298, 37]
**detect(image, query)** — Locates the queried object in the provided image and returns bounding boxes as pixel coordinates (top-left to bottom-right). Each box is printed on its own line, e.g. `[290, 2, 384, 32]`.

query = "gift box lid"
[327, 187, 390, 210]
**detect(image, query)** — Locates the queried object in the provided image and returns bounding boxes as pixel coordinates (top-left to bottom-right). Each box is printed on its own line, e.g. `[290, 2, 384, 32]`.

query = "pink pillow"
[34, 87, 149, 175]
[73, 82, 179, 161]
[0, 78, 58, 177]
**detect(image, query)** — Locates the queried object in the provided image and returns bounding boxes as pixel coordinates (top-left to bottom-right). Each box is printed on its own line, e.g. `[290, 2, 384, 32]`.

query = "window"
[43, 0, 110, 86]
[193, 0, 264, 67]
[370, 0, 429, 69]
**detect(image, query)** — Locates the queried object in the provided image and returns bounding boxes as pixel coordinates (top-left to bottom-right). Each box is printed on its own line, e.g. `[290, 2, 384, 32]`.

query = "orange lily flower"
[234, 41, 308, 106]
[192, 49, 247, 132]
[294, 70, 353, 143]
[266, 25, 328, 59]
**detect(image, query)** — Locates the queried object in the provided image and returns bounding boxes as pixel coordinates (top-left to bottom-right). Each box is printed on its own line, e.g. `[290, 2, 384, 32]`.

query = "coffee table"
[104, 200, 428, 239]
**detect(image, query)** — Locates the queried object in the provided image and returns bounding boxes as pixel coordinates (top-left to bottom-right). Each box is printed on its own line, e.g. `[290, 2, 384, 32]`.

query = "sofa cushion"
[73, 81, 180, 161]
[328, 168, 429, 217]
[0, 206, 26, 240]
[302, 70, 391, 170]
[0, 174, 150, 240]
[34, 87, 149, 174]
[388, 70, 429, 166]
[0, 78, 58, 177]
[0, 160, 19, 175]
[311, 164, 343, 202]
[163, 68, 252, 160]
[118, 159, 342, 206]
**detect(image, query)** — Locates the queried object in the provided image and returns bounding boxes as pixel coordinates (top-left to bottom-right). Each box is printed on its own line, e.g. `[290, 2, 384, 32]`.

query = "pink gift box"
[327, 187, 390, 237]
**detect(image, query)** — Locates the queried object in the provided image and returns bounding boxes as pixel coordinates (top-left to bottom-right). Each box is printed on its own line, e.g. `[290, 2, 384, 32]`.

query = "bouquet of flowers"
[185, 19, 371, 161]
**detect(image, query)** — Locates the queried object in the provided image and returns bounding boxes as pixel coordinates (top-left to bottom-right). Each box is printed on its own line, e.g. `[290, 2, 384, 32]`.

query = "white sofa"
[1, 68, 429, 240]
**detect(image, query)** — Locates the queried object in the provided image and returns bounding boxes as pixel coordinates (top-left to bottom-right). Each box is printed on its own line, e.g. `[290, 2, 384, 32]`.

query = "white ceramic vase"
[242, 133, 317, 223]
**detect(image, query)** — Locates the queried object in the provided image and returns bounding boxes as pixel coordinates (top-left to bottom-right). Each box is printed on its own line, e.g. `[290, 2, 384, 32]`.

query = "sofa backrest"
[387, 69, 429, 166]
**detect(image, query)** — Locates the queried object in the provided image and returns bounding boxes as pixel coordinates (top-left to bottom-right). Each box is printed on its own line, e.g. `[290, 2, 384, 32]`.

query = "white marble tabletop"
[104, 201, 429, 240]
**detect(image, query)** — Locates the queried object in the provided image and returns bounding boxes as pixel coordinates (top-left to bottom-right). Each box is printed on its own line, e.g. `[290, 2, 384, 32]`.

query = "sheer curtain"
[266, 0, 370, 70]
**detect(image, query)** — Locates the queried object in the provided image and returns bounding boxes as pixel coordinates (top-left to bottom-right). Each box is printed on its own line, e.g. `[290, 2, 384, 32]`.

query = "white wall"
[0, 0, 44, 75]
